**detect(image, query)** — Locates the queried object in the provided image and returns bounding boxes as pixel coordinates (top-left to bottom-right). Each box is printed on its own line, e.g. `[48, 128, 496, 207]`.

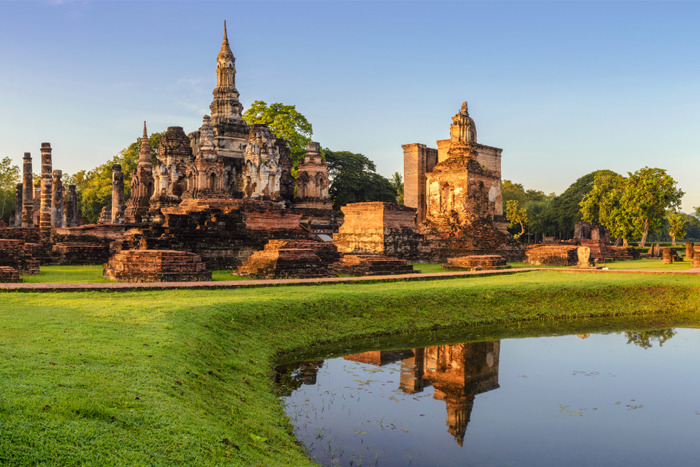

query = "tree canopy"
[0, 157, 20, 223]
[390, 172, 404, 205]
[324, 149, 397, 212]
[242, 101, 313, 168]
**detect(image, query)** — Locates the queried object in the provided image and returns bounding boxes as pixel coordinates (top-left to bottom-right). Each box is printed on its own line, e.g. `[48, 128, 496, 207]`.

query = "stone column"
[662, 247, 672, 265]
[692, 246, 700, 267]
[14, 183, 22, 227]
[21, 153, 33, 227]
[39, 143, 53, 235]
[52, 170, 64, 228]
[685, 242, 694, 260]
[64, 185, 78, 227]
[33, 183, 41, 225]
[111, 164, 125, 224]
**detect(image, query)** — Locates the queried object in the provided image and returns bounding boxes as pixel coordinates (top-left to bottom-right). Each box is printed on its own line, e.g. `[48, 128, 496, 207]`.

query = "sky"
[0, 0, 698, 212]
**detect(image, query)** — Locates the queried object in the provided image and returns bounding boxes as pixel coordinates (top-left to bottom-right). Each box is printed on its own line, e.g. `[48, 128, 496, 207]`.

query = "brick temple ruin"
[1, 24, 543, 283]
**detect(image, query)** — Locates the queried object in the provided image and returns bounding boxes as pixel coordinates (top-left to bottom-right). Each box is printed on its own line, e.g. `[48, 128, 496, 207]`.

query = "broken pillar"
[64, 185, 78, 227]
[662, 247, 672, 265]
[21, 153, 33, 227]
[14, 183, 22, 227]
[686, 242, 694, 260]
[39, 143, 52, 235]
[52, 170, 64, 228]
[111, 163, 125, 225]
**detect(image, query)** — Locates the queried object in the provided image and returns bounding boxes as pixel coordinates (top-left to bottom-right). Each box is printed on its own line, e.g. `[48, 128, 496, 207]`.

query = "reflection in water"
[342, 343, 500, 447]
[274, 328, 692, 467]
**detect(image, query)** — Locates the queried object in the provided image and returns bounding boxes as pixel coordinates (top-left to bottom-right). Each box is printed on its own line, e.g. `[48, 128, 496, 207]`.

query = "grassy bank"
[20, 257, 698, 284]
[1, 271, 700, 466]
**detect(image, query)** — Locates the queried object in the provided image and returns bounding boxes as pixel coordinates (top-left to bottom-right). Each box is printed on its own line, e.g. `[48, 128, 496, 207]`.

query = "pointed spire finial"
[143, 121, 147, 138]
[224, 20, 227, 41]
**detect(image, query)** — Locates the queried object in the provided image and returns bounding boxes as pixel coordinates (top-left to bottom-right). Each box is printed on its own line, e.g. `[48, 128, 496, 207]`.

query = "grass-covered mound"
[1, 271, 699, 466]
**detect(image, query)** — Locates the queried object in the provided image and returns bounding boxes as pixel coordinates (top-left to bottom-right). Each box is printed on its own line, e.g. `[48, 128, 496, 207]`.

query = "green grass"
[1, 271, 700, 466]
[413, 258, 696, 273]
[21, 265, 112, 283]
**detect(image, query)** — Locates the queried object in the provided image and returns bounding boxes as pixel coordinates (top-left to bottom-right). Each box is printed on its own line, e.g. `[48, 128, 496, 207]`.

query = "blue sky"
[0, 1, 698, 211]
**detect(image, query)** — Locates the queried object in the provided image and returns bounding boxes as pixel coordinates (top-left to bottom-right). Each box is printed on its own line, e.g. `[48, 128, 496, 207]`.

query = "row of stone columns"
[17, 146, 78, 229]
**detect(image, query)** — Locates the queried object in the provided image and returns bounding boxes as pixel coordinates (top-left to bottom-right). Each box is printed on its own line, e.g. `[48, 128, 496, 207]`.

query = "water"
[274, 324, 700, 466]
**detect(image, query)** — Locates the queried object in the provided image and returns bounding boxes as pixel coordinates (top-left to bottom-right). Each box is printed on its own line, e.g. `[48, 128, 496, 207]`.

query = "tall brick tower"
[39, 143, 53, 235]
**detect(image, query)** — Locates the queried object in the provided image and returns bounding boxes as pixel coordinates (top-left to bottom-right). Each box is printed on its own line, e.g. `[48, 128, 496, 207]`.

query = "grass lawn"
[1, 271, 700, 466]
[21, 266, 251, 284]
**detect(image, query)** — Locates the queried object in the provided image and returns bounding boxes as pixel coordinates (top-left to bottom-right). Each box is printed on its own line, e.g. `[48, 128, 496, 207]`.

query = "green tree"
[667, 212, 686, 246]
[580, 172, 638, 246]
[324, 149, 397, 212]
[74, 132, 162, 223]
[621, 167, 683, 248]
[505, 200, 528, 238]
[242, 101, 313, 168]
[390, 172, 404, 205]
[543, 170, 619, 238]
[0, 157, 20, 223]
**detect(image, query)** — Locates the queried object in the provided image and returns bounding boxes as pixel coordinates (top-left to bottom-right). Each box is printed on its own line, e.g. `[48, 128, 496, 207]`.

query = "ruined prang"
[21, 153, 33, 227]
[52, 170, 64, 228]
[39, 143, 53, 235]
[111, 163, 125, 224]
[14, 183, 22, 227]
[64, 185, 78, 227]
[125, 122, 155, 223]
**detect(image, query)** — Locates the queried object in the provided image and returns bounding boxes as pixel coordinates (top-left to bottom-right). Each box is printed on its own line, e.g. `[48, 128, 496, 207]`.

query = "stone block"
[333, 254, 416, 276]
[103, 250, 212, 282]
[442, 255, 509, 271]
[0, 266, 22, 283]
[235, 239, 340, 279]
[524, 245, 579, 266]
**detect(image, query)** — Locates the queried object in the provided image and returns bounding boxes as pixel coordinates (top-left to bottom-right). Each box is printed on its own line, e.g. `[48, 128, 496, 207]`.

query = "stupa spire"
[139, 121, 151, 164]
[211, 20, 243, 124]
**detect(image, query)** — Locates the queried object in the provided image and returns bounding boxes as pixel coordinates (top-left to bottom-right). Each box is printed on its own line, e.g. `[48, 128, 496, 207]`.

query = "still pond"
[274, 321, 699, 466]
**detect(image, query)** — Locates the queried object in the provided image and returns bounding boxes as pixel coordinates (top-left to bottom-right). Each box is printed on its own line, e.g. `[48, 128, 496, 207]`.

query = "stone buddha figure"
[450, 101, 477, 145]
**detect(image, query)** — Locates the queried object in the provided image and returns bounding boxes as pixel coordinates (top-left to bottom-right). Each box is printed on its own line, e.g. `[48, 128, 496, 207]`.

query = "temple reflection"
[343, 341, 501, 447]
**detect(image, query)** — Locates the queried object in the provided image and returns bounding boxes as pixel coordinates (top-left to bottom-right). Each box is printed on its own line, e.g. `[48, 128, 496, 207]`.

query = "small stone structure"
[662, 247, 673, 265]
[333, 202, 422, 259]
[524, 245, 579, 266]
[125, 123, 155, 223]
[14, 183, 22, 227]
[577, 246, 592, 268]
[610, 246, 640, 261]
[333, 254, 416, 276]
[693, 246, 700, 267]
[442, 255, 509, 271]
[294, 141, 335, 234]
[103, 250, 211, 282]
[686, 242, 694, 260]
[0, 266, 22, 283]
[97, 206, 112, 225]
[235, 239, 340, 279]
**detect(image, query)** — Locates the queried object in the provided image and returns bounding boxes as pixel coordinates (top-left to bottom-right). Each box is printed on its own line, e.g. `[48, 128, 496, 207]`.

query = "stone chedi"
[111, 164, 125, 225]
[403, 102, 524, 262]
[189, 22, 248, 162]
[294, 142, 336, 234]
[125, 123, 155, 223]
[52, 170, 64, 228]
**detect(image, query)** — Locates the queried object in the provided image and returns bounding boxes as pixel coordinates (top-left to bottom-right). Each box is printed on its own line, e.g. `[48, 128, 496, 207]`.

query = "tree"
[73, 132, 162, 223]
[621, 167, 683, 248]
[667, 212, 686, 246]
[324, 149, 397, 212]
[390, 172, 404, 205]
[242, 101, 313, 168]
[505, 200, 528, 238]
[0, 157, 20, 223]
[543, 170, 619, 238]
[580, 172, 638, 246]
